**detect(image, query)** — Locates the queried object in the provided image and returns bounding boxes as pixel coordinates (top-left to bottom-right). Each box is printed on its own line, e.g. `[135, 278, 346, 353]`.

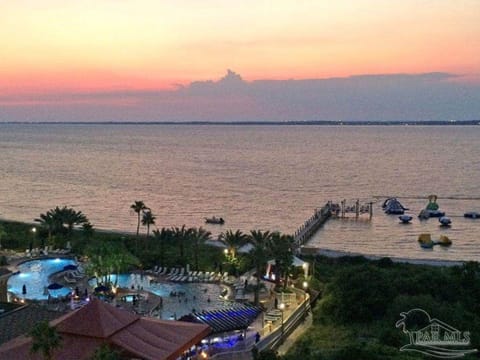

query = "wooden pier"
[293, 200, 373, 248]
[294, 202, 333, 248]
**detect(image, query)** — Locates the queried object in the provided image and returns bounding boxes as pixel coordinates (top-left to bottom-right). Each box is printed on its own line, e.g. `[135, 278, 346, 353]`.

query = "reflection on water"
[309, 200, 480, 261]
[1, 124, 479, 261]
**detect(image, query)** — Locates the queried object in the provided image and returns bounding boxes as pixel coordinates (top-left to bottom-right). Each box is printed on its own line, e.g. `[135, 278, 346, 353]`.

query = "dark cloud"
[1, 71, 479, 122]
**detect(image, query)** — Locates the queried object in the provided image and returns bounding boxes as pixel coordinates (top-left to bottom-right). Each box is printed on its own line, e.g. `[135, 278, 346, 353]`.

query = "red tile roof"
[0, 298, 211, 360]
[55, 297, 139, 338]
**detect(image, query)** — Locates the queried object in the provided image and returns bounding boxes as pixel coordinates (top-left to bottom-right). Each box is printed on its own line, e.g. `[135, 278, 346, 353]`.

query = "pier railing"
[293, 203, 332, 247]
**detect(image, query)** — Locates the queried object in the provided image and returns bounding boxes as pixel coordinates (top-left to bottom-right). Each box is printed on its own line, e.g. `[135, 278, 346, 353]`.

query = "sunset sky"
[1, 0, 479, 121]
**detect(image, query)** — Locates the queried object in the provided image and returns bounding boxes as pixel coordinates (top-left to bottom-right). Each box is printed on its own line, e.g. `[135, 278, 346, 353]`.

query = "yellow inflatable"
[418, 233, 434, 248]
[418, 233, 432, 243]
[437, 235, 452, 246]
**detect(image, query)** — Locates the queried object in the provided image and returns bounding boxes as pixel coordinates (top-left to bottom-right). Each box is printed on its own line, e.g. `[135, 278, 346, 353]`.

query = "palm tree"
[219, 229, 248, 260]
[141, 210, 156, 238]
[82, 221, 94, 240]
[86, 241, 139, 288]
[171, 225, 192, 265]
[34, 210, 57, 243]
[91, 344, 121, 360]
[190, 227, 211, 270]
[59, 207, 88, 235]
[269, 232, 294, 288]
[248, 230, 272, 306]
[35, 207, 89, 241]
[130, 201, 148, 251]
[152, 228, 172, 265]
[130, 201, 148, 237]
[30, 321, 62, 360]
[0, 224, 6, 250]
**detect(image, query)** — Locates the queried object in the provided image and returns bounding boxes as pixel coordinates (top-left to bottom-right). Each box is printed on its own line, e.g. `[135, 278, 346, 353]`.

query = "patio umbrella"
[47, 283, 64, 290]
[63, 264, 78, 271]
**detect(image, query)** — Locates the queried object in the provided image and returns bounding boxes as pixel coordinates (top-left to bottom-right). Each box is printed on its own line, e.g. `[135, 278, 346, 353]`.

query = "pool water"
[7, 258, 76, 300]
[89, 273, 231, 319]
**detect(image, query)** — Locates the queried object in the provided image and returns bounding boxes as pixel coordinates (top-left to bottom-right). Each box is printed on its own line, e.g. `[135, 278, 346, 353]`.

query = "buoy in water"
[439, 216, 451, 226]
[399, 215, 413, 223]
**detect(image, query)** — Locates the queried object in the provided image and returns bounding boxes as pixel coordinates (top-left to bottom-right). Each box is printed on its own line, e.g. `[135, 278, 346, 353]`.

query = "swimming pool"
[89, 273, 231, 320]
[7, 258, 76, 301]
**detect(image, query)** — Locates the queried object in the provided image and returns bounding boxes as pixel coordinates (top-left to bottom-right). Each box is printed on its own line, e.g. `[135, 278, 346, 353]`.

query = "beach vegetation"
[151, 227, 171, 263]
[283, 256, 480, 360]
[269, 232, 294, 289]
[220, 229, 249, 276]
[90, 344, 122, 360]
[0, 224, 6, 250]
[130, 200, 149, 253]
[141, 209, 156, 238]
[219, 229, 248, 260]
[248, 230, 272, 306]
[34, 206, 89, 248]
[171, 225, 192, 266]
[190, 227, 211, 271]
[85, 241, 139, 288]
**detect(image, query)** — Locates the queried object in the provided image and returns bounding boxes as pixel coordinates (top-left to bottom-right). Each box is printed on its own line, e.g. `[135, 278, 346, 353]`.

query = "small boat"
[439, 216, 451, 226]
[399, 215, 413, 223]
[464, 211, 479, 219]
[205, 216, 225, 225]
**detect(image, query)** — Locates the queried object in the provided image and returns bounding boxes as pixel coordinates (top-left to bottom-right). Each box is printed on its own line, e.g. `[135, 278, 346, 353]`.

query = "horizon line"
[1, 120, 479, 126]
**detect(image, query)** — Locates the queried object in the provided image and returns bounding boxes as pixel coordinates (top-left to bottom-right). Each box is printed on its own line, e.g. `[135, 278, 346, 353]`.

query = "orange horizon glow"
[1, 0, 479, 96]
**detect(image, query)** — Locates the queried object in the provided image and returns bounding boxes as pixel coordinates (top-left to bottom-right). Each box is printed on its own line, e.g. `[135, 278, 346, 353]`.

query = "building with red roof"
[0, 297, 211, 359]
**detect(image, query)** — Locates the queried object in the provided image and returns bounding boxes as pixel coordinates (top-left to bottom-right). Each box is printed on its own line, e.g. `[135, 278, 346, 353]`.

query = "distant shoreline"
[1, 120, 479, 126]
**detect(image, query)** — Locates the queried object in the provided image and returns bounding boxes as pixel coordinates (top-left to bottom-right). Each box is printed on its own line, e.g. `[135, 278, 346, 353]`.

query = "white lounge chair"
[64, 274, 77, 284]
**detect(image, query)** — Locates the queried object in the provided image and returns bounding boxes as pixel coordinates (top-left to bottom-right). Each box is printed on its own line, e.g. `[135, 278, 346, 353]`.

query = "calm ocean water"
[1, 124, 479, 261]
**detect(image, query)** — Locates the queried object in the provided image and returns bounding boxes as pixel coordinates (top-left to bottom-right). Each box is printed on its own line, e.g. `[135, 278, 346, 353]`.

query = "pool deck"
[2, 252, 75, 274]
[2, 254, 309, 359]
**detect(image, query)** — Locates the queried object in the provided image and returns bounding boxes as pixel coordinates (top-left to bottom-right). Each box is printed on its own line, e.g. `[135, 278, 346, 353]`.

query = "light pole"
[279, 302, 285, 337]
[31, 227, 37, 251]
[303, 281, 308, 300]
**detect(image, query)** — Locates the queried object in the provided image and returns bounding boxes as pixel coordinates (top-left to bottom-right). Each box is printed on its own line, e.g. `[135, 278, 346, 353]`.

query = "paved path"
[276, 311, 312, 355]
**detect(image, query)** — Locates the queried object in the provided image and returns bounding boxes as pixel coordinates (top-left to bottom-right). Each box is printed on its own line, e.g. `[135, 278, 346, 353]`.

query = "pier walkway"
[293, 199, 373, 248]
[293, 203, 333, 248]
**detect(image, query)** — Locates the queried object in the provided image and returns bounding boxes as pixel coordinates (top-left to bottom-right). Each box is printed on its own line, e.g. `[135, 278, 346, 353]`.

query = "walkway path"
[277, 311, 312, 355]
